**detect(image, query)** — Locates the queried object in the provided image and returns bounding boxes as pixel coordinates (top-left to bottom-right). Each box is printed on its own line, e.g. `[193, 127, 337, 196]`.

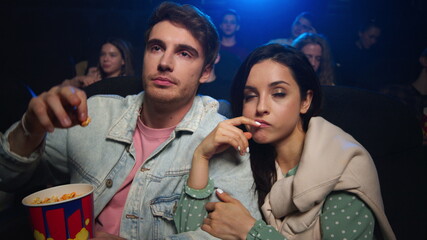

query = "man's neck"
[221, 35, 236, 47]
[141, 97, 194, 128]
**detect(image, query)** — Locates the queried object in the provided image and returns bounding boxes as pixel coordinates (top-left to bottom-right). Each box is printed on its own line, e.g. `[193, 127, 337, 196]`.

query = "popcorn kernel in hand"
[80, 117, 91, 127]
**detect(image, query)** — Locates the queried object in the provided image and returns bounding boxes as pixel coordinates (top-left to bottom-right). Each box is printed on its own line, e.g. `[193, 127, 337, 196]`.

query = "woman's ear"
[300, 90, 313, 114]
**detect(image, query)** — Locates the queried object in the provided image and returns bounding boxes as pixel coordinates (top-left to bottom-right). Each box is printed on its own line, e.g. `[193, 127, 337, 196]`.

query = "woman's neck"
[274, 126, 306, 174]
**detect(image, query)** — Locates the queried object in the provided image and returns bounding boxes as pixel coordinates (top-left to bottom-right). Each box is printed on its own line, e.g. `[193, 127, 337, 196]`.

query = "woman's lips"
[255, 119, 270, 128]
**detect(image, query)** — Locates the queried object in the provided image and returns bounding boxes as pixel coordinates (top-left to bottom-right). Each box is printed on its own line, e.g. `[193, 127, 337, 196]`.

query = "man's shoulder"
[188, 96, 227, 132]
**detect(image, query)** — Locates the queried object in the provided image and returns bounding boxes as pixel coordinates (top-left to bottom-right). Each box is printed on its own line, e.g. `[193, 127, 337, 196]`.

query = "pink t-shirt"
[95, 118, 175, 235]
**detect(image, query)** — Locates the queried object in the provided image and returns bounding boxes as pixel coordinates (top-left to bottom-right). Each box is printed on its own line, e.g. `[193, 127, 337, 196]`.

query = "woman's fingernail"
[246, 147, 250, 153]
[216, 188, 224, 194]
[255, 121, 261, 126]
[237, 146, 241, 152]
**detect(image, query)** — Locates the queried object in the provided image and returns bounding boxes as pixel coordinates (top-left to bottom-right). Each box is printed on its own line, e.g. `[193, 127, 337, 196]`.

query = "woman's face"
[242, 59, 312, 145]
[301, 43, 322, 72]
[99, 43, 125, 78]
[358, 26, 381, 49]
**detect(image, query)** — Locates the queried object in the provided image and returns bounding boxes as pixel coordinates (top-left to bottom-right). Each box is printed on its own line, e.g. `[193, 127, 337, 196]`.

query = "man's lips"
[152, 77, 175, 86]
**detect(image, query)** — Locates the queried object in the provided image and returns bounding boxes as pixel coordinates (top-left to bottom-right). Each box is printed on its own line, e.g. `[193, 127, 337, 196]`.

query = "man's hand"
[25, 85, 88, 133]
[202, 189, 257, 240]
[9, 85, 89, 156]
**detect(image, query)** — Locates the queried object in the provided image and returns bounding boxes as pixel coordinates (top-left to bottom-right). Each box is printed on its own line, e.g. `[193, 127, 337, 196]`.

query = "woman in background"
[62, 38, 134, 88]
[269, 12, 317, 46]
[292, 32, 335, 86]
[174, 44, 395, 240]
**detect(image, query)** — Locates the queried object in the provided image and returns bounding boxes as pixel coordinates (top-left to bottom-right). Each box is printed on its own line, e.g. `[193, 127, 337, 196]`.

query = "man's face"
[292, 17, 314, 38]
[142, 20, 211, 106]
[220, 14, 239, 37]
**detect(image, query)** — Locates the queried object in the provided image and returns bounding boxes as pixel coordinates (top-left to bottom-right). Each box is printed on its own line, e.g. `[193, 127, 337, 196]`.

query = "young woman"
[269, 12, 317, 46]
[62, 38, 135, 88]
[292, 32, 335, 86]
[174, 44, 395, 239]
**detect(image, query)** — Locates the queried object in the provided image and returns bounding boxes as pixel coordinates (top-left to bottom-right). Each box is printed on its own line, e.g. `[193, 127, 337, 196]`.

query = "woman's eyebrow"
[269, 80, 290, 87]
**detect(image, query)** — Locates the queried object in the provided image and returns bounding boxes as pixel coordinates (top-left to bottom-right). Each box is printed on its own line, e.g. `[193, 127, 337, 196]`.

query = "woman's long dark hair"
[230, 43, 322, 210]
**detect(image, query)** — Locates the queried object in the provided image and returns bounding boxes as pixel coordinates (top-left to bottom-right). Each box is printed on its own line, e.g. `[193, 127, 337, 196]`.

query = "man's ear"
[199, 65, 213, 84]
[300, 90, 313, 114]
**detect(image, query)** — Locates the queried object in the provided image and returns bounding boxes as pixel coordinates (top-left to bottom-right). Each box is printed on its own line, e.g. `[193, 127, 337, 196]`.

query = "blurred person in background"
[269, 11, 317, 46]
[336, 19, 383, 91]
[62, 38, 135, 88]
[292, 32, 335, 86]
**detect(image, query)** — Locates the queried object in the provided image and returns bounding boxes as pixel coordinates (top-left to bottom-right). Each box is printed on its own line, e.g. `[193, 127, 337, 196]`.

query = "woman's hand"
[202, 189, 257, 240]
[196, 116, 260, 160]
[188, 117, 260, 189]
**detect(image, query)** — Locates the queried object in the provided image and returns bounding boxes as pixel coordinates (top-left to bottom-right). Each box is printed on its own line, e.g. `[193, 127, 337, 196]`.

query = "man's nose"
[158, 52, 174, 72]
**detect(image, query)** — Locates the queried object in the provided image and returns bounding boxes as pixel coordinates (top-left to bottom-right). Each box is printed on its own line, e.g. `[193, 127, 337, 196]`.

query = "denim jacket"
[0, 93, 261, 240]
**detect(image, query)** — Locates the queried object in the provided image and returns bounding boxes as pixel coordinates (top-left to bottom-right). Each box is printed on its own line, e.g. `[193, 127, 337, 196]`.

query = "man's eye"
[180, 51, 191, 58]
[151, 45, 162, 52]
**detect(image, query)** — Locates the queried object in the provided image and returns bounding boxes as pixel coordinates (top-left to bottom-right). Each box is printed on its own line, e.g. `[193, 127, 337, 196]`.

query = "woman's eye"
[273, 92, 286, 98]
[243, 94, 256, 101]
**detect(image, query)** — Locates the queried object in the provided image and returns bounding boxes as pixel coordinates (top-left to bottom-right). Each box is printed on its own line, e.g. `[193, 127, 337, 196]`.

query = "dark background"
[1, 0, 426, 130]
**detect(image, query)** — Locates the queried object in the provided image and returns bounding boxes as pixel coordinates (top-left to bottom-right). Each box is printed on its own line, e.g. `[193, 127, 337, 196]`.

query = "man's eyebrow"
[146, 39, 164, 48]
[145, 39, 200, 58]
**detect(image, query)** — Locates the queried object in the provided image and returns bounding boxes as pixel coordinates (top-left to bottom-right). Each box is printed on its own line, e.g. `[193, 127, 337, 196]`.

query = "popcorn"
[80, 117, 91, 127]
[31, 192, 80, 204]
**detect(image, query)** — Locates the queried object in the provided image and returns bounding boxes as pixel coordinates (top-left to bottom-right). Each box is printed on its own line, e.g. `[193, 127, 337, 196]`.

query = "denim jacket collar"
[106, 93, 219, 144]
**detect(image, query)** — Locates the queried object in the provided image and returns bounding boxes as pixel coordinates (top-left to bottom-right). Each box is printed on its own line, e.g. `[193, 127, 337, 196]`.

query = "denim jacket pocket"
[150, 194, 181, 221]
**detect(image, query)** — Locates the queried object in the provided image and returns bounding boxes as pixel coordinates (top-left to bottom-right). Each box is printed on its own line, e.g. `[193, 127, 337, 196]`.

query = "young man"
[0, 2, 260, 239]
[198, 9, 247, 103]
[218, 9, 249, 61]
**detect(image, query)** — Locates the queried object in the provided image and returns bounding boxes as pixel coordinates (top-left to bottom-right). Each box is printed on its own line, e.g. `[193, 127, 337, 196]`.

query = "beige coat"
[261, 117, 396, 240]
